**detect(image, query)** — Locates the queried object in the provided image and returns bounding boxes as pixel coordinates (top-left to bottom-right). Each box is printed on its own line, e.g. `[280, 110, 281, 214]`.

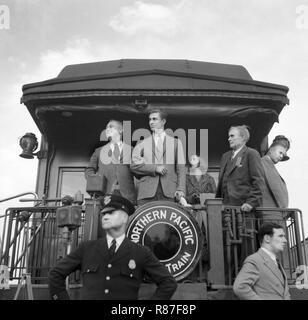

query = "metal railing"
[222, 206, 307, 286]
[0, 206, 85, 285]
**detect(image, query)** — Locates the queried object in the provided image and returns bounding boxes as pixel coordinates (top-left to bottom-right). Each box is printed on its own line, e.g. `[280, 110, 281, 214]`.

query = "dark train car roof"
[57, 59, 253, 80]
[21, 59, 288, 98]
[20, 59, 289, 154]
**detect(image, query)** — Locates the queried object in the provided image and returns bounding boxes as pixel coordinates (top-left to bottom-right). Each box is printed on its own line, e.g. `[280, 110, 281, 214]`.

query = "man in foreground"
[233, 222, 290, 300]
[48, 194, 177, 300]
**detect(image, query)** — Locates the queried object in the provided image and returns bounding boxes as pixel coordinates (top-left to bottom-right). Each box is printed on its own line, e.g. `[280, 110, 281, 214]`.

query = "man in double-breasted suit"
[233, 222, 290, 300]
[85, 120, 136, 204]
[216, 125, 265, 211]
[48, 194, 177, 300]
[261, 135, 290, 221]
[130, 109, 186, 205]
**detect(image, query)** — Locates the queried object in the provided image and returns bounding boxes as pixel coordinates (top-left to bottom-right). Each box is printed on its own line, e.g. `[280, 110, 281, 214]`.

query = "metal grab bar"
[0, 192, 38, 218]
[0, 191, 38, 203]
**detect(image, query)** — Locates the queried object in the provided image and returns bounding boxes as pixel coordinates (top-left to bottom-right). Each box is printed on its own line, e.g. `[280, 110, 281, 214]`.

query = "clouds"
[109, 0, 184, 36]
[21, 37, 96, 83]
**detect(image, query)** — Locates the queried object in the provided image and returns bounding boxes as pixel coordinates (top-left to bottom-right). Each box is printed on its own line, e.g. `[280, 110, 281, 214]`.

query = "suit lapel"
[109, 238, 131, 263]
[120, 143, 129, 164]
[162, 134, 168, 157]
[258, 249, 285, 285]
[95, 237, 110, 262]
[227, 145, 247, 176]
[219, 152, 230, 178]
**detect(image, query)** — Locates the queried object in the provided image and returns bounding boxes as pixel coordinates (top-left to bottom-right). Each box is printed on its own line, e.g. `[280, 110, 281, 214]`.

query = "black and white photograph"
[1, 0, 308, 307]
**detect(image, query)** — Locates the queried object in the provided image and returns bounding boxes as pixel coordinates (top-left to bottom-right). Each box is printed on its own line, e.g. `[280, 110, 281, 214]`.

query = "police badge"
[128, 259, 136, 270]
[104, 195, 111, 205]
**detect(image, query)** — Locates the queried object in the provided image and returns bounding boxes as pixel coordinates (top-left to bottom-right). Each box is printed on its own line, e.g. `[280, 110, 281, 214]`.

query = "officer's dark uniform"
[48, 195, 177, 300]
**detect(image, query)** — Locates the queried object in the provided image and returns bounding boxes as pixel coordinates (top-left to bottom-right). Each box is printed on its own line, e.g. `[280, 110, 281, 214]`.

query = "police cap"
[100, 194, 135, 216]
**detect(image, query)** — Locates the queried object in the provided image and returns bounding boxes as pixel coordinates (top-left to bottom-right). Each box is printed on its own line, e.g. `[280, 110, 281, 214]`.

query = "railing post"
[3, 210, 14, 266]
[205, 198, 225, 286]
[293, 210, 304, 265]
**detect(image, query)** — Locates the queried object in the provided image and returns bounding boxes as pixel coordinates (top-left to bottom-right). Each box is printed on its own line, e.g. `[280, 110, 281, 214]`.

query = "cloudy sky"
[1, 0, 308, 233]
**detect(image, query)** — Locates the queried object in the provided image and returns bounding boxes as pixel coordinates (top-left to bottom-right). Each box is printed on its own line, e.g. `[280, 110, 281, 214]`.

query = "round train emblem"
[127, 201, 202, 280]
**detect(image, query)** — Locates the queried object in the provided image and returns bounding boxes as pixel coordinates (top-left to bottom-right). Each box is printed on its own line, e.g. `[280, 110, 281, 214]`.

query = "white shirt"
[153, 131, 166, 146]
[109, 141, 123, 154]
[232, 144, 245, 159]
[106, 233, 125, 252]
[261, 247, 277, 266]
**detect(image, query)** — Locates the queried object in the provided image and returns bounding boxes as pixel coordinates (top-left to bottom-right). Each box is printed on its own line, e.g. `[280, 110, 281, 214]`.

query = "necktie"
[276, 259, 285, 280]
[109, 239, 116, 258]
[113, 143, 120, 162]
[156, 135, 164, 162]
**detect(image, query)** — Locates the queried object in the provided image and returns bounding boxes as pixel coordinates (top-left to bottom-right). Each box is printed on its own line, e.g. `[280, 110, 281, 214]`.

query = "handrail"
[0, 192, 38, 218]
[0, 206, 59, 266]
[221, 205, 307, 285]
[0, 191, 38, 203]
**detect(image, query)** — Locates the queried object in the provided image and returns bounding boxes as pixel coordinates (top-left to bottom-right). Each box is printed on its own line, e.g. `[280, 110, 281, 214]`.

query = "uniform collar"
[106, 233, 126, 251]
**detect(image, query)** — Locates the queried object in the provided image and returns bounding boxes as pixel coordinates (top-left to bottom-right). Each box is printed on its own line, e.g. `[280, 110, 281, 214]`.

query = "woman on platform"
[186, 154, 216, 205]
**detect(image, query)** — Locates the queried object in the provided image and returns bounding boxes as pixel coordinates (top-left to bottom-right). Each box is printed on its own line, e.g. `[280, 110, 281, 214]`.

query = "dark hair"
[148, 109, 168, 121]
[269, 135, 290, 150]
[258, 222, 284, 243]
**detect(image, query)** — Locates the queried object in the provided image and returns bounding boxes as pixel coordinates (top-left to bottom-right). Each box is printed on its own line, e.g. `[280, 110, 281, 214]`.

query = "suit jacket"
[130, 134, 186, 200]
[216, 146, 265, 208]
[48, 237, 177, 300]
[233, 248, 290, 300]
[85, 142, 136, 204]
[261, 155, 288, 208]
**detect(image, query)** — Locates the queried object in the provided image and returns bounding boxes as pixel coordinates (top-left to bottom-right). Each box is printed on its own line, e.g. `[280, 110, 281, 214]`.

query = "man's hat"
[100, 194, 135, 216]
[269, 135, 290, 161]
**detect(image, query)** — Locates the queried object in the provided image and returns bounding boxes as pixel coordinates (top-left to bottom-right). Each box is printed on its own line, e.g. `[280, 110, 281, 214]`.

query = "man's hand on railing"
[241, 203, 253, 212]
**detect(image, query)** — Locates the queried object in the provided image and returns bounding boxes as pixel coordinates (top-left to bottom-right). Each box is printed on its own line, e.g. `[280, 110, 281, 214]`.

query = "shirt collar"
[106, 233, 125, 251]
[232, 145, 245, 158]
[261, 247, 277, 264]
[153, 131, 166, 141]
[109, 141, 123, 151]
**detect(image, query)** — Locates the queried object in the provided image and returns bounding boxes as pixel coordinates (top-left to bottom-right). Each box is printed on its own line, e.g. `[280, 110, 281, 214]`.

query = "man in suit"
[261, 135, 290, 221]
[233, 222, 290, 300]
[48, 194, 177, 300]
[216, 125, 265, 211]
[85, 120, 136, 205]
[130, 109, 186, 205]
[216, 125, 265, 280]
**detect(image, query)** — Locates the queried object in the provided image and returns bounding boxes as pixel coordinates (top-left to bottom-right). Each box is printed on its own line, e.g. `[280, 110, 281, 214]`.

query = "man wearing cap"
[260, 135, 290, 221]
[85, 120, 136, 204]
[48, 194, 177, 300]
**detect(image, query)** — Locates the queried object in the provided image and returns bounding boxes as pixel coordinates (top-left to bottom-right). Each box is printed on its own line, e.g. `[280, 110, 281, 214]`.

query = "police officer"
[48, 194, 177, 300]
